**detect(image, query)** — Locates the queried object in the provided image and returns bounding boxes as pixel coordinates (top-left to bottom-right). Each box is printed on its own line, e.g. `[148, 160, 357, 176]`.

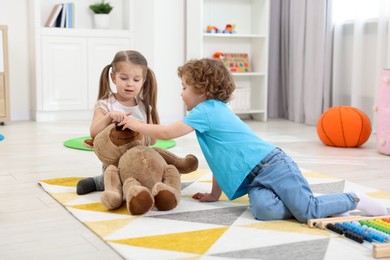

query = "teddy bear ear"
[82, 138, 94, 149]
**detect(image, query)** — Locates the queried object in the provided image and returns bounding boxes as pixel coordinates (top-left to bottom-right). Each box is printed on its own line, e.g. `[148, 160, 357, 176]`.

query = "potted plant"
[89, 0, 113, 29]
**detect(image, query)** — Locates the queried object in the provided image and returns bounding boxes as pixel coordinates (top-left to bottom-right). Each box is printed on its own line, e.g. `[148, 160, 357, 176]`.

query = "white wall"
[134, 0, 186, 123]
[0, 0, 186, 123]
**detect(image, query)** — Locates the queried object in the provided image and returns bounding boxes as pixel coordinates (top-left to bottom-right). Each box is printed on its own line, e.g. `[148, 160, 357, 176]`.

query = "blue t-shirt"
[182, 100, 275, 200]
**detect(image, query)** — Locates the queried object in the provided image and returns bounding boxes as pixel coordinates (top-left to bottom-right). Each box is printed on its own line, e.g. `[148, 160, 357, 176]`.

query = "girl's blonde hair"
[177, 58, 235, 103]
[97, 50, 159, 124]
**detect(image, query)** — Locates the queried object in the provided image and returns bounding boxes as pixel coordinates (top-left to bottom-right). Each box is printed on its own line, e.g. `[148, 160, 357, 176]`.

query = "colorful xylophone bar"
[308, 215, 390, 259]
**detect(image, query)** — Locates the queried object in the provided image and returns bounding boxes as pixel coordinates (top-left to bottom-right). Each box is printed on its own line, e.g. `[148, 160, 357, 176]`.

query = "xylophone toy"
[308, 215, 390, 258]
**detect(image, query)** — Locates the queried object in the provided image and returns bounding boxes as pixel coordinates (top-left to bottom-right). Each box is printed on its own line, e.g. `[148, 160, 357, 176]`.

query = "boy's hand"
[192, 192, 219, 202]
[118, 116, 140, 131]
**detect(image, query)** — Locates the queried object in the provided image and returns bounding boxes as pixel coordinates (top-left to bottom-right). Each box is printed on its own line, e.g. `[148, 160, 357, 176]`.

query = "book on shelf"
[44, 3, 63, 27]
[45, 3, 74, 28]
[66, 3, 74, 28]
[59, 4, 67, 28]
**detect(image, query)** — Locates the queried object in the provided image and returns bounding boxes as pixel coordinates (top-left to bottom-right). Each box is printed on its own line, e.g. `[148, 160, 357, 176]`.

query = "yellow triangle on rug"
[109, 227, 228, 254]
[85, 218, 135, 238]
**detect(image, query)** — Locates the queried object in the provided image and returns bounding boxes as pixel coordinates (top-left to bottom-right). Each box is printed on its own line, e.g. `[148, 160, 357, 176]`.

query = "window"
[332, 0, 380, 23]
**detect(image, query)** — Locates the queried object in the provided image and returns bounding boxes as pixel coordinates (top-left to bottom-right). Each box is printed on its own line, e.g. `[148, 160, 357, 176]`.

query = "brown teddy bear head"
[86, 123, 150, 166]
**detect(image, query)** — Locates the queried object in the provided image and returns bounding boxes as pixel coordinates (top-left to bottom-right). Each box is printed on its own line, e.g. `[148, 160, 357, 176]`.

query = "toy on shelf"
[223, 24, 237, 34]
[206, 25, 221, 33]
[213, 52, 251, 73]
[206, 24, 237, 34]
[213, 52, 224, 60]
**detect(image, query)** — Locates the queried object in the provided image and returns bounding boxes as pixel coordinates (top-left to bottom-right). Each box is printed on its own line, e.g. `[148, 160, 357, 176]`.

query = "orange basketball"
[316, 106, 372, 147]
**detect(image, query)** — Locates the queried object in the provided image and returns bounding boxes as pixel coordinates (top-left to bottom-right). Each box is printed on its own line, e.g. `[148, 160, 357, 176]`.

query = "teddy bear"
[84, 123, 199, 215]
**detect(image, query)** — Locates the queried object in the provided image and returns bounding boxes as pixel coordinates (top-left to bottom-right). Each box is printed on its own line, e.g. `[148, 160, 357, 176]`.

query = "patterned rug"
[38, 169, 390, 259]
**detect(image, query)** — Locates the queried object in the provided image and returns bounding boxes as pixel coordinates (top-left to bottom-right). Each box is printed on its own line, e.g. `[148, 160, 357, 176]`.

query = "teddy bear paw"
[127, 188, 154, 215]
[101, 191, 123, 209]
[152, 182, 180, 211]
[185, 154, 199, 172]
[154, 190, 178, 211]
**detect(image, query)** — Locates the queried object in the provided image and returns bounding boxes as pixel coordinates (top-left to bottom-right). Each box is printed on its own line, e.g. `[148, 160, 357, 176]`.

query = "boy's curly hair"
[177, 58, 235, 103]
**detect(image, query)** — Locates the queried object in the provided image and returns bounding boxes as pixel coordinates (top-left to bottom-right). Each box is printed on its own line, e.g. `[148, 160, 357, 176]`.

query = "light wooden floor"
[0, 119, 389, 259]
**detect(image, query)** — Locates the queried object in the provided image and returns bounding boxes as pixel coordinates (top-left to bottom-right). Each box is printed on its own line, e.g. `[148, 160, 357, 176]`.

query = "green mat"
[63, 136, 176, 151]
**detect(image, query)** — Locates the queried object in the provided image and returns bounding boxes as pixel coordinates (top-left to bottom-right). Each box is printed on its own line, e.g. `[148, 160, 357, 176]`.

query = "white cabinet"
[40, 36, 88, 112]
[30, 0, 134, 121]
[186, 0, 270, 121]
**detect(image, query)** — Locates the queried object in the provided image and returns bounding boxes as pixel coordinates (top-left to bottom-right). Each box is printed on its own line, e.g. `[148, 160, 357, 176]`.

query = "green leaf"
[89, 0, 113, 14]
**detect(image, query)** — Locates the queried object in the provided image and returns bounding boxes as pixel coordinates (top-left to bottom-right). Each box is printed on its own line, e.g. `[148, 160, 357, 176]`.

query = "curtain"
[332, 0, 390, 126]
[268, 0, 333, 125]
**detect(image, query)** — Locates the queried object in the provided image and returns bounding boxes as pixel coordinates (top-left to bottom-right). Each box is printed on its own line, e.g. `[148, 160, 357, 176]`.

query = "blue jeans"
[247, 148, 358, 223]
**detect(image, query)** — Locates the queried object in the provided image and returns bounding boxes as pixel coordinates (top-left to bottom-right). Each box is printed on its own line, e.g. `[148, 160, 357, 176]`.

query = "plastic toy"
[213, 52, 224, 60]
[223, 24, 237, 34]
[206, 25, 221, 33]
[308, 215, 390, 258]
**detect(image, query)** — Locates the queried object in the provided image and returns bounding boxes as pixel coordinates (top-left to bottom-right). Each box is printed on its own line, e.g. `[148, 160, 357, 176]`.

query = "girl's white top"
[95, 94, 147, 123]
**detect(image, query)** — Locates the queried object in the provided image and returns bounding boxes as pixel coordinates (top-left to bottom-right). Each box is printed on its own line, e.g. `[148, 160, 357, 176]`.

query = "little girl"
[76, 50, 159, 195]
[118, 58, 388, 223]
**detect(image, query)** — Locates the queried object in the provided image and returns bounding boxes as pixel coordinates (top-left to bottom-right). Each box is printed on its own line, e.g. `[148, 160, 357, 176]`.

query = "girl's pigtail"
[97, 64, 112, 100]
[143, 68, 160, 124]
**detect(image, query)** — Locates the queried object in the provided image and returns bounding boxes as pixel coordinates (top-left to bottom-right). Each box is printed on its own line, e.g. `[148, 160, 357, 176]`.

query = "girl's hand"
[192, 192, 219, 202]
[109, 111, 128, 123]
